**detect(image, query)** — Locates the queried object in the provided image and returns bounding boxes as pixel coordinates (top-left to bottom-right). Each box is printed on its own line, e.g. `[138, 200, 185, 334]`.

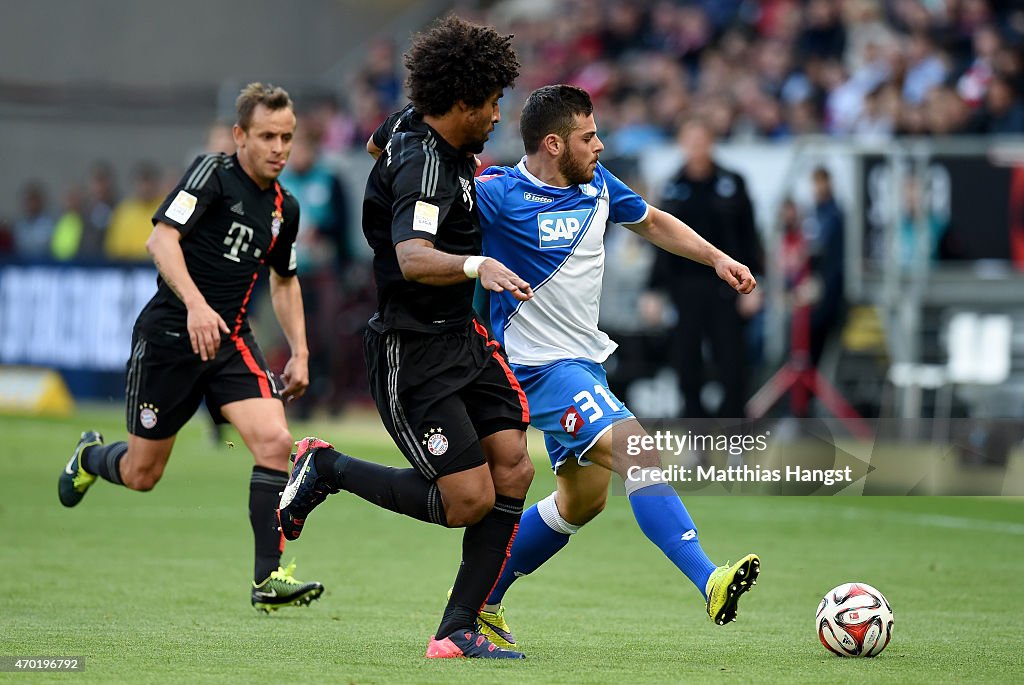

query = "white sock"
[537, 492, 581, 535]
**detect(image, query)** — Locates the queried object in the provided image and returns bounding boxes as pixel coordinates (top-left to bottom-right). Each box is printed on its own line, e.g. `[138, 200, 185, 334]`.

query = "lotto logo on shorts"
[560, 406, 585, 438]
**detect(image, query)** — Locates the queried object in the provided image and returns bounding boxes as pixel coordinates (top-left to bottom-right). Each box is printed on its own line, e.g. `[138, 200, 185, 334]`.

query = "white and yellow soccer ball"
[816, 582, 894, 657]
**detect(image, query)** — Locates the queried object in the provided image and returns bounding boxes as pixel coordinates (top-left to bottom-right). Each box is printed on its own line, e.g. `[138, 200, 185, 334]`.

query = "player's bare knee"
[251, 427, 293, 470]
[586, 490, 608, 520]
[611, 446, 659, 474]
[464, 489, 495, 525]
[447, 508, 487, 528]
[562, 492, 606, 526]
[132, 477, 159, 492]
[491, 448, 534, 497]
[612, 450, 659, 478]
[508, 450, 535, 490]
[578, 488, 609, 523]
[268, 426, 292, 452]
[443, 489, 495, 527]
[122, 465, 163, 491]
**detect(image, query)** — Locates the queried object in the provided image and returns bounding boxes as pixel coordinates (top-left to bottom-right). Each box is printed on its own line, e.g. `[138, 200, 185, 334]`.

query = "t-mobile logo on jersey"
[561, 405, 585, 438]
[223, 222, 254, 262]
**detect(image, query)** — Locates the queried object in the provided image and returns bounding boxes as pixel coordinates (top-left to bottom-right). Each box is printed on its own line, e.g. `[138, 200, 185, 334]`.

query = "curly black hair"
[404, 15, 520, 117]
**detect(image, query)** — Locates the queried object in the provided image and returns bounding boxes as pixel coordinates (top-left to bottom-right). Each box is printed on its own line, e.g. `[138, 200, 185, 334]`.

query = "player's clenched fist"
[714, 258, 757, 295]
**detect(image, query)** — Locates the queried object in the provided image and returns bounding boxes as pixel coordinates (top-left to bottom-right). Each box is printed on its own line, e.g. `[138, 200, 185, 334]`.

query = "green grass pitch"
[2, 406, 1023, 684]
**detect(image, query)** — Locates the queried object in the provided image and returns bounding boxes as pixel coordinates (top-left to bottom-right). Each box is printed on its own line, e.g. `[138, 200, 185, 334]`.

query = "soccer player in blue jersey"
[471, 85, 761, 647]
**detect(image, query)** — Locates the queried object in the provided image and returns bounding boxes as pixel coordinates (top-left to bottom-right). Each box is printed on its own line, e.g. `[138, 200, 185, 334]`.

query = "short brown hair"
[235, 82, 293, 131]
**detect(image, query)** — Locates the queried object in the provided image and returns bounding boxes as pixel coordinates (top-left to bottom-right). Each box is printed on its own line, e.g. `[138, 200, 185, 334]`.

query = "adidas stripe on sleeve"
[387, 132, 457, 247]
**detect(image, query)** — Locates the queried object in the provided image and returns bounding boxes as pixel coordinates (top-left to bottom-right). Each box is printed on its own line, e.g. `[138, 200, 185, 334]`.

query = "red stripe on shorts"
[472, 319, 529, 423]
[234, 336, 272, 398]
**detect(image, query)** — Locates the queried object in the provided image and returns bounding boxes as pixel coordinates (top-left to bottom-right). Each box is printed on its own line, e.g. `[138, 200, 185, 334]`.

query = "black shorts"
[364, 319, 529, 480]
[124, 329, 282, 439]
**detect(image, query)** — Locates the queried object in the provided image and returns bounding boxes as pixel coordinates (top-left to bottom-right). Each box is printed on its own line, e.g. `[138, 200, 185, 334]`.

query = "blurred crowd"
[0, 118, 361, 260]
[6, 0, 1024, 260]
[1, 161, 166, 263]
[477, 0, 1024, 148]
[289, 0, 1024, 160]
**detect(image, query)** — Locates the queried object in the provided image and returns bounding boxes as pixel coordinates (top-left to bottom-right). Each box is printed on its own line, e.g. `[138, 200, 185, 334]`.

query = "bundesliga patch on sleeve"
[164, 190, 197, 224]
[412, 200, 439, 235]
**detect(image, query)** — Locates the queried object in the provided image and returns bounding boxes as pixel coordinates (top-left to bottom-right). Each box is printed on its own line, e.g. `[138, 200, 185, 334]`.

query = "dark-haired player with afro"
[277, 16, 534, 659]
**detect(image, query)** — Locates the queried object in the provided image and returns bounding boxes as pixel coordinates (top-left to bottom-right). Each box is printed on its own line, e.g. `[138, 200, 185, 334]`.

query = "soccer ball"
[816, 582, 894, 657]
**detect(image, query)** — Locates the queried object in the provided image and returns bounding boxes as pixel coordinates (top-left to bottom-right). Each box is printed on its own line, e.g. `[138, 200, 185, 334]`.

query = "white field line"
[763, 502, 1024, 536]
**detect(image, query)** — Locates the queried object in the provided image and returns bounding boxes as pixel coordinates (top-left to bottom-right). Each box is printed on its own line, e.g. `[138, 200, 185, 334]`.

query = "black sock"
[314, 448, 447, 526]
[82, 442, 127, 485]
[437, 493, 525, 638]
[250, 466, 288, 583]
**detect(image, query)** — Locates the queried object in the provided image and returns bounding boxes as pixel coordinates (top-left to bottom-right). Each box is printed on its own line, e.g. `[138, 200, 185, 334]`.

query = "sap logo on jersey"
[538, 209, 590, 249]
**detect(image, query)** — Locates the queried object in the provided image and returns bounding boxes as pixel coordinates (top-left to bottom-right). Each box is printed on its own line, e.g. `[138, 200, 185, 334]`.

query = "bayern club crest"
[422, 427, 448, 456]
[271, 210, 282, 237]
[139, 403, 159, 429]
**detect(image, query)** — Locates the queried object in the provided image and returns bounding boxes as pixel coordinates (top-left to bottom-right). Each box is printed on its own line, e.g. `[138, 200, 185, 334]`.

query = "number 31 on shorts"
[573, 385, 620, 423]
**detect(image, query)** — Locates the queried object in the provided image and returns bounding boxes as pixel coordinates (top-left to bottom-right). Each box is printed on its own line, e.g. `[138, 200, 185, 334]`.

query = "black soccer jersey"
[364, 106, 480, 334]
[135, 153, 300, 344]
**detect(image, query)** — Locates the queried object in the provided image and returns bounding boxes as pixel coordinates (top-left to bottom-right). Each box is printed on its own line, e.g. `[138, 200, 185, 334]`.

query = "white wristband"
[463, 256, 488, 279]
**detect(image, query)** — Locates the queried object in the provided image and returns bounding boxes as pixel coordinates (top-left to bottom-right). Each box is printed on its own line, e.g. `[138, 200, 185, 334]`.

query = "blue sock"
[627, 479, 717, 597]
[486, 494, 576, 605]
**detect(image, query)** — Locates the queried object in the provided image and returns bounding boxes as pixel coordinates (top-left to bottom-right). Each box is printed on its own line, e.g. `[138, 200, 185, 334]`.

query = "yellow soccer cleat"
[477, 604, 517, 649]
[706, 554, 760, 626]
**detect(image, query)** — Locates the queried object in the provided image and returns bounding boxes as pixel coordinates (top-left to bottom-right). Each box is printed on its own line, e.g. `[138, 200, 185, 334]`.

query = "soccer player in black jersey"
[59, 83, 324, 612]
[276, 16, 535, 659]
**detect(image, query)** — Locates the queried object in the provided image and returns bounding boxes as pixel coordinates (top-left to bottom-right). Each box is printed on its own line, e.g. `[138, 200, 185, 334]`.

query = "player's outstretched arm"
[146, 222, 229, 360]
[395, 238, 533, 301]
[268, 271, 309, 402]
[624, 206, 757, 294]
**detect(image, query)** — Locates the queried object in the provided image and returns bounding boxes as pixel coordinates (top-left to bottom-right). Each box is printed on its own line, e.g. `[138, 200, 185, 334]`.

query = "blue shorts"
[511, 358, 634, 472]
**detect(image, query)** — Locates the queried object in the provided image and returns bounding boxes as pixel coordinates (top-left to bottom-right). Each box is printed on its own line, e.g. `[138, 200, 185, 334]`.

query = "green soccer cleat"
[251, 560, 324, 613]
[706, 553, 760, 626]
[58, 431, 103, 508]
